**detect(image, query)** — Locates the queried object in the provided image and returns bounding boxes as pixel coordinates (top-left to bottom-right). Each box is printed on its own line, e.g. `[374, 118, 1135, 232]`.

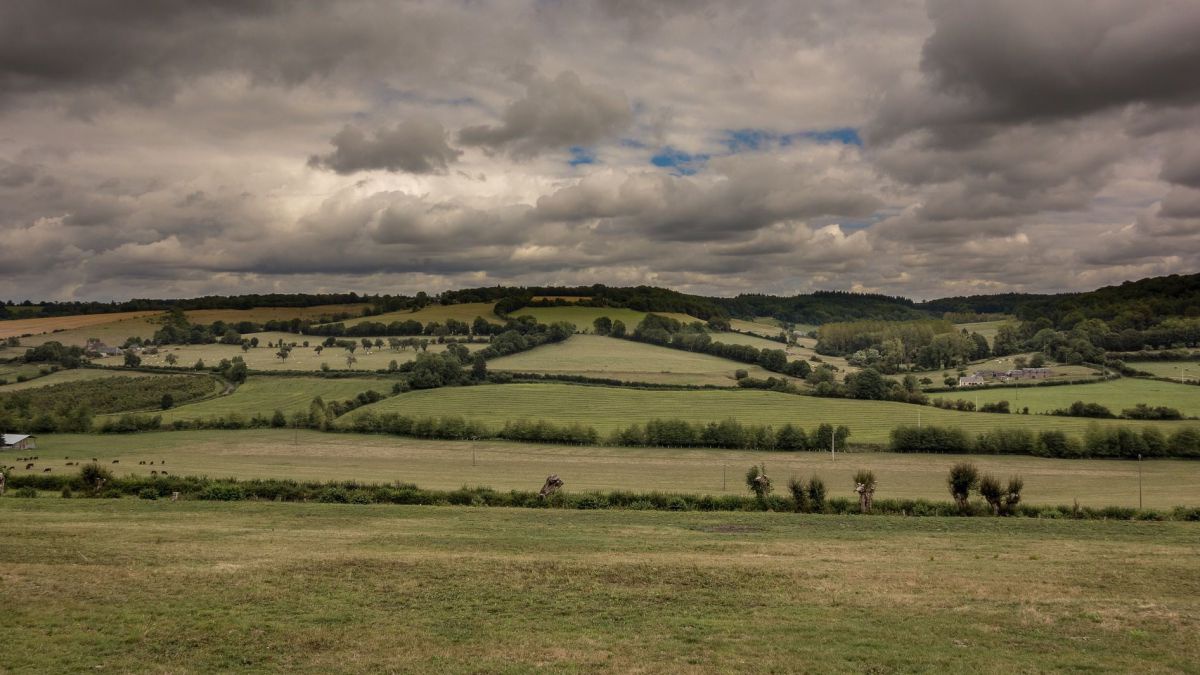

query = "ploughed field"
[1, 500, 1197, 672]
[932, 377, 1200, 418]
[344, 382, 1200, 443]
[11, 429, 1200, 508]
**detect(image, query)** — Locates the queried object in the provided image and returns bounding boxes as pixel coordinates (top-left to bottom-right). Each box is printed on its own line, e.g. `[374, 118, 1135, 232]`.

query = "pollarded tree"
[979, 474, 1024, 515]
[788, 476, 810, 513]
[745, 463, 772, 503]
[947, 462, 979, 512]
[853, 469, 876, 513]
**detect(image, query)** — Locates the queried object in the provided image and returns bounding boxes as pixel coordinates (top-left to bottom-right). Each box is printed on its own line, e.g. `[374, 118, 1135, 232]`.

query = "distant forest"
[4, 273, 1199, 330]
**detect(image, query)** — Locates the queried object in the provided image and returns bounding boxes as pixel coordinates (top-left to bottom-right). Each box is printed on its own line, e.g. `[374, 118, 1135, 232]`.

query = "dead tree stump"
[539, 474, 564, 499]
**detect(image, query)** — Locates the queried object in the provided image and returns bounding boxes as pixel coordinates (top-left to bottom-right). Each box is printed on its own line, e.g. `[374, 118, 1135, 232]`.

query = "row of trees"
[890, 424, 1200, 458]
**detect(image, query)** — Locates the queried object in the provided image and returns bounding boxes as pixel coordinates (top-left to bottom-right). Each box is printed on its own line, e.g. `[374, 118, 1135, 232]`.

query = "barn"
[1, 434, 36, 450]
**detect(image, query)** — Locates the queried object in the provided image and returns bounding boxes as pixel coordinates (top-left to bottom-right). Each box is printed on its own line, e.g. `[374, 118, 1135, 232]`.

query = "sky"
[2, 0, 1199, 302]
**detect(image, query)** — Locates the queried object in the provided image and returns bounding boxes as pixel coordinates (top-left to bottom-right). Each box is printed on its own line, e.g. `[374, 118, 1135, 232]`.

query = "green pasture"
[333, 302, 503, 329]
[1129, 360, 1200, 383]
[728, 317, 790, 337]
[1, 501, 1197, 672]
[11, 429, 1199, 508]
[953, 319, 1010, 344]
[145, 376, 394, 423]
[487, 334, 788, 386]
[344, 383, 1200, 443]
[933, 377, 1200, 418]
[706, 331, 790, 350]
[510, 305, 699, 329]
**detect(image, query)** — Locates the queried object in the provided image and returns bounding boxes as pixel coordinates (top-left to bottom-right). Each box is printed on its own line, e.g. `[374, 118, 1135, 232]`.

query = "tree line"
[889, 424, 1200, 458]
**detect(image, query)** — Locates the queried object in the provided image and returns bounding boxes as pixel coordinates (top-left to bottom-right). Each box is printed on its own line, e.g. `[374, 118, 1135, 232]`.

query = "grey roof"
[2, 433, 33, 445]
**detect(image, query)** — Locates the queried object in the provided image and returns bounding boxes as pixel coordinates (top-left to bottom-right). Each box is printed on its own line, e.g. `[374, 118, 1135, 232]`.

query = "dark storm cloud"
[873, 0, 1200, 140]
[458, 72, 632, 159]
[308, 118, 462, 175]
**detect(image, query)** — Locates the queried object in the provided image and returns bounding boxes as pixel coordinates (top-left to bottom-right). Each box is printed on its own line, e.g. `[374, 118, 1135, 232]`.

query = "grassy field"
[706, 331, 790, 350]
[11, 429, 1200, 508]
[487, 334, 789, 386]
[1129, 360, 1200, 383]
[954, 319, 1010, 344]
[1, 500, 1197, 672]
[0, 310, 161, 339]
[728, 317, 791, 337]
[333, 302, 503, 329]
[146, 376, 395, 423]
[510, 305, 700, 330]
[933, 377, 1200, 417]
[0, 361, 52, 385]
[346, 383, 1200, 443]
[141, 337, 478, 373]
[0, 367, 165, 392]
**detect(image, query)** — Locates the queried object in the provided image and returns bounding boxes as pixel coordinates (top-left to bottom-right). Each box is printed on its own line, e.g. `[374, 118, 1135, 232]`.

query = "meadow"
[953, 319, 1010, 344]
[9, 429, 1199, 508]
[932, 377, 1200, 417]
[332, 302, 503, 328]
[1, 500, 1197, 672]
[149, 376, 394, 423]
[727, 317, 792, 337]
[487, 334, 788, 386]
[345, 383, 1200, 443]
[1129, 360, 1200, 383]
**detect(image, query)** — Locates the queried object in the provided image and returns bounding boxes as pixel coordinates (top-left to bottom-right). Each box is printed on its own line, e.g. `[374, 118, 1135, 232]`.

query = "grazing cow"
[43, 467, 51, 473]
[25, 463, 34, 470]
[161, 471, 168, 476]
[92, 458, 97, 462]
[139, 461, 146, 465]
[151, 471, 157, 476]
[112, 460, 119, 464]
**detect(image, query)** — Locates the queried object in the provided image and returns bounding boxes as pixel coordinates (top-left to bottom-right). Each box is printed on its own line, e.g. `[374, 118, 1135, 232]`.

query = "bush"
[138, 487, 159, 500]
[79, 463, 114, 488]
[807, 477, 826, 511]
[198, 482, 245, 501]
[14, 486, 38, 498]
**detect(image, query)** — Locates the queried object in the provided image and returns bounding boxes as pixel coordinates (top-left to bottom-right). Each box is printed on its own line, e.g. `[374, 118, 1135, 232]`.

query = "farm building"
[958, 374, 985, 387]
[85, 339, 123, 357]
[1, 434, 36, 450]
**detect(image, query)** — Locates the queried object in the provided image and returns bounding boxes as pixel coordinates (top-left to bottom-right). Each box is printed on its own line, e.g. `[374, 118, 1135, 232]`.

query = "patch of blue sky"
[721, 127, 863, 151]
[567, 146, 597, 166]
[649, 146, 709, 175]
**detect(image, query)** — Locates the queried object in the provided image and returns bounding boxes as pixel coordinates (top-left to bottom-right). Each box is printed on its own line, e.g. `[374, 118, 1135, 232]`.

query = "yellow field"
[0, 311, 161, 340]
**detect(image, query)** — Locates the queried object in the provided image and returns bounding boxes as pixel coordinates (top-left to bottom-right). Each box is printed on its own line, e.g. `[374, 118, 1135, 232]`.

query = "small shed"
[1, 434, 36, 450]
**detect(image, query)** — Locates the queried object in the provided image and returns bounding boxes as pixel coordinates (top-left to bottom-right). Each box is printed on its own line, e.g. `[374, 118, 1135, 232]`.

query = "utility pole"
[722, 464, 726, 491]
[831, 432, 835, 462]
[1138, 453, 1143, 510]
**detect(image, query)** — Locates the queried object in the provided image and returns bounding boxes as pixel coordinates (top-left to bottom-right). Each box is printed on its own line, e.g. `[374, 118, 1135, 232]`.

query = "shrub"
[79, 463, 114, 489]
[198, 482, 245, 501]
[138, 487, 159, 500]
[60, 486, 72, 498]
[14, 486, 38, 498]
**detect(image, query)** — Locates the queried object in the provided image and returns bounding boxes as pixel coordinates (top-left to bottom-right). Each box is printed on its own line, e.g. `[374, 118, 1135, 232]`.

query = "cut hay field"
[345, 383, 1200, 443]
[0, 310, 161, 339]
[488, 334, 789, 386]
[0, 367, 165, 392]
[510, 305, 699, 329]
[2, 501, 1197, 672]
[1129, 360, 1200, 383]
[142, 337, 478, 372]
[184, 304, 371, 323]
[16, 314, 164, 347]
[333, 302, 503, 328]
[147, 376, 394, 423]
[13, 429, 1200, 508]
[933, 377, 1200, 418]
